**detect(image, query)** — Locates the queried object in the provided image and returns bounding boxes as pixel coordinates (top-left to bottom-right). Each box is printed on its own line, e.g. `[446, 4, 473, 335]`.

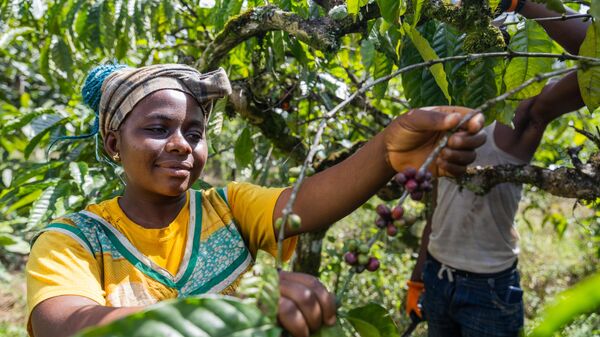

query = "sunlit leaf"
[577, 22, 600, 112]
[234, 127, 254, 169]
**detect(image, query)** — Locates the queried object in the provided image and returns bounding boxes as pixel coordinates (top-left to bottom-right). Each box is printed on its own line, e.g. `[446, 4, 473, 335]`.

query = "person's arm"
[31, 297, 142, 337]
[274, 107, 486, 237]
[518, 1, 589, 54]
[494, 71, 584, 161]
[32, 272, 336, 337]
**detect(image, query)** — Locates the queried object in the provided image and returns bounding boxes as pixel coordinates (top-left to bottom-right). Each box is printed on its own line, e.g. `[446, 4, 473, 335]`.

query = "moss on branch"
[197, 4, 380, 72]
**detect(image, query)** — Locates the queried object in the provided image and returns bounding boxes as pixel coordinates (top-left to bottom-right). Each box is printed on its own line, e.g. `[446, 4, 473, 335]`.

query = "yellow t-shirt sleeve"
[226, 182, 297, 261]
[26, 231, 105, 321]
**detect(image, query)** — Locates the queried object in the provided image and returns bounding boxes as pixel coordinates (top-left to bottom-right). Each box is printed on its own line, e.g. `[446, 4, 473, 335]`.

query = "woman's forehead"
[131, 89, 204, 119]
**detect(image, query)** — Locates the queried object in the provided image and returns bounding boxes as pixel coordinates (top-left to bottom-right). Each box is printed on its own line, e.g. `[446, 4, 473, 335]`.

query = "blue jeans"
[422, 254, 524, 337]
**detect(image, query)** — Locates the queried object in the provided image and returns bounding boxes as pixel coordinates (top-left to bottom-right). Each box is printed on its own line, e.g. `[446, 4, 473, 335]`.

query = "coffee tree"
[1, 0, 599, 335]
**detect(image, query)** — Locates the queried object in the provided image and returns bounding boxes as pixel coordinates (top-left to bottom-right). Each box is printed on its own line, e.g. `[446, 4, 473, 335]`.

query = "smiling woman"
[24, 63, 486, 337]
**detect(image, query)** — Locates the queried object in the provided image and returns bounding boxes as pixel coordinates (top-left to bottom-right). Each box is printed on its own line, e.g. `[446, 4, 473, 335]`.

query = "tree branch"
[196, 4, 380, 72]
[457, 163, 600, 200]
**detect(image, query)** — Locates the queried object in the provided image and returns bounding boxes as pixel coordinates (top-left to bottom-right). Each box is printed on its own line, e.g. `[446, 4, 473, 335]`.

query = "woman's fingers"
[280, 279, 323, 332]
[447, 130, 487, 150]
[278, 297, 310, 337]
[277, 272, 337, 337]
[280, 272, 337, 326]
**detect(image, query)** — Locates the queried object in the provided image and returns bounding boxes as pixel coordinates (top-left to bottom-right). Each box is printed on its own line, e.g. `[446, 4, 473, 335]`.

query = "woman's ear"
[104, 131, 120, 159]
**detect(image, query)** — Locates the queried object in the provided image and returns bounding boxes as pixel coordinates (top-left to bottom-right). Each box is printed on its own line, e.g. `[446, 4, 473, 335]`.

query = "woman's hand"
[277, 271, 337, 337]
[384, 106, 486, 176]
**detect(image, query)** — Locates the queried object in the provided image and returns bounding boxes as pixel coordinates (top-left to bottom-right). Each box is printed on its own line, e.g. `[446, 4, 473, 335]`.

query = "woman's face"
[112, 89, 208, 197]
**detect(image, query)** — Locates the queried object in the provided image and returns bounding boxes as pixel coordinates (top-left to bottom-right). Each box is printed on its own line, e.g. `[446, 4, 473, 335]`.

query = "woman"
[26, 63, 486, 337]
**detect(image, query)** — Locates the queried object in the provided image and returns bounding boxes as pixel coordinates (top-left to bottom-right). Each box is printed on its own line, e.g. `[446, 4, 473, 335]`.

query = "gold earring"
[112, 153, 120, 162]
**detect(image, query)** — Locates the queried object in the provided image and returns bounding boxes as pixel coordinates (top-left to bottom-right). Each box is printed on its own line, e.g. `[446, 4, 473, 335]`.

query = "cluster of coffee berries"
[394, 167, 433, 201]
[343, 239, 380, 273]
[375, 204, 404, 237]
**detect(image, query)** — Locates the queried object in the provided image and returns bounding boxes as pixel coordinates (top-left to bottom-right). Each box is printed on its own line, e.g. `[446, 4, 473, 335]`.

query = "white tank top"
[428, 123, 527, 273]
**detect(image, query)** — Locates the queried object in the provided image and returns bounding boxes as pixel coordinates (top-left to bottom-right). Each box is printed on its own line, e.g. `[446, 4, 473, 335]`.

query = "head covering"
[97, 64, 231, 138]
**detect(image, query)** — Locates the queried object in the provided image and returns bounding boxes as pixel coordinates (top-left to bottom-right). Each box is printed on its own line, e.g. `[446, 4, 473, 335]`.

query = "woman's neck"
[118, 189, 188, 229]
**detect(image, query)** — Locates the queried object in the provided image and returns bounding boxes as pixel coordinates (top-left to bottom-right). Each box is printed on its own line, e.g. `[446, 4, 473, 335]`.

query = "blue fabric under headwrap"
[46, 63, 128, 159]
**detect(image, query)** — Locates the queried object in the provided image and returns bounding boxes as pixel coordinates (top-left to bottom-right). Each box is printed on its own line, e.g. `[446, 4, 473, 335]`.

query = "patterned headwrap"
[97, 64, 231, 138]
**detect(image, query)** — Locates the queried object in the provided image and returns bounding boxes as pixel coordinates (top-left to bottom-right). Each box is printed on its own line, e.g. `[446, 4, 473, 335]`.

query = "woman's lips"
[156, 161, 193, 177]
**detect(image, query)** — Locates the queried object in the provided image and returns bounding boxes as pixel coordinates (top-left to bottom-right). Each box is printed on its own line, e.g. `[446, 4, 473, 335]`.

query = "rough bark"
[292, 231, 327, 276]
[227, 80, 307, 163]
[197, 4, 381, 72]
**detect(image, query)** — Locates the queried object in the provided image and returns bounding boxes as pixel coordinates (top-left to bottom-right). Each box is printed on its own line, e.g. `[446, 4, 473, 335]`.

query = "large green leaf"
[26, 185, 56, 230]
[74, 295, 281, 337]
[372, 51, 394, 99]
[463, 58, 498, 112]
[0, 27, 34, 49]
[529, 272, 600, 337]
[403, 23, 451, 103]
[234, 127, 254, 169]
[346, 303, 399, 337]
[51, 38, 74, 79]
[577, 22, 600, 112]
[375, 0, 400, 24]
[504, 20, 554, 99]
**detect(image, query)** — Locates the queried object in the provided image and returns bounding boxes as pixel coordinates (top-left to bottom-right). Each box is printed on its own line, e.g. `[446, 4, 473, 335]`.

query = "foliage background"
[1, 0, 599, 335]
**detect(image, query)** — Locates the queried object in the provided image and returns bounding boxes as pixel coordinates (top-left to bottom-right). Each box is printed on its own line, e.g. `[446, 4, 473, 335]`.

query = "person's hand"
[406, 280, 425, 319]
[277, 271, 337, 337]
[383, 106, 486, 177]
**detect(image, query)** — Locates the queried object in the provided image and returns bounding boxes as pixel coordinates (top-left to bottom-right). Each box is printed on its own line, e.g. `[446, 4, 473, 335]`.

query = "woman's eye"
[187, 132, 203, 142]
[146, 127, 167, 134]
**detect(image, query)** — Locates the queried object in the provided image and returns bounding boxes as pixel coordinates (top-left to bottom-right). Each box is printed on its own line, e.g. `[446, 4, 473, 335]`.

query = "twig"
[501, 14, 592, 26]
[178, 0, 199, 19]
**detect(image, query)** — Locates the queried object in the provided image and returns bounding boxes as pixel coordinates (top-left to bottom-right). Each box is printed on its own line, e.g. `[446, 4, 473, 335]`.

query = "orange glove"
[406, 280, 425, 319]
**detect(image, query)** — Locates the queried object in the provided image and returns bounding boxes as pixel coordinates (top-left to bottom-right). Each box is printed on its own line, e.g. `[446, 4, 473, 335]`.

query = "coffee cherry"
[415, 170, 426, 183]
[375, 216, 388, 228]
[391, 205, 404, 220]
[387, 224, 398, 237]
[347, 239, 358, 252]
[366, 257, 380, 272]
[394, 173, 407, 185]
[405, 179, 419, 193]
[404, 214, 417, 226]
[404, 167, 417, 179]
[394, 218, 406, 227]
[376, 204, 391, 219]
[358, 254, 369, 266]
[289, 213, 302, 229]
[358, 243, 370, 254]
[344, 252, 358, 265]
[354, 265, 366, 274]
[274, 217, 283, 231]
[410, 191, 424, 201]
[421, 181, 433, 192]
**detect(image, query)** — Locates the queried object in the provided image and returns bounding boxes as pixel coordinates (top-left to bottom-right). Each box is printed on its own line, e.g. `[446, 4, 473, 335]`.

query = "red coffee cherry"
[386, 224, 398, 237]
[366, 257, 380, 272]
[410, 191, 424, 201]
[344, 252, 358, 265]
[405, 179, 418, 193]
[376, 204, 391, 219]
[375, 217, 388, 228]
[391, 205, 404, 220]
[404, 167, 417, 179]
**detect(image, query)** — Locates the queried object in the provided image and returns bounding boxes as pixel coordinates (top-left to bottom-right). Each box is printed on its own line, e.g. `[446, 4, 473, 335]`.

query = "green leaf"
[412, 0, 425, 27]
[26, 185, 56, 230]
[544, 0, 566, 13]
[360, 39, 376, 71]
[234, 127, 254, 169]
[376, 0, 400, 24]
[577, 22, 600, 112]
[372, 51, 394, 99]
[403, 23, 451, 103]
[463, 58, 498, 112]
[504, 20, 553, 99]
[100, 0, 116, 51]
[347, 303, 400, 337]
[529, 272, 600, 337]
[591, 0, 600, 20]
[6, 189, 43, 214]
[237, 253, 279, 319]
[74, 295, 280, 337]
[0, 27, 34, 49]
[24, 115, 67, 159]
[489, 0, 501, 12]
[51, 38, 73, 79]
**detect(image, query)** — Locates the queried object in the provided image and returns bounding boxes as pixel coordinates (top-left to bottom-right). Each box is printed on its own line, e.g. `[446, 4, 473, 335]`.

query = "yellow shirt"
[26, 182, 296, 336]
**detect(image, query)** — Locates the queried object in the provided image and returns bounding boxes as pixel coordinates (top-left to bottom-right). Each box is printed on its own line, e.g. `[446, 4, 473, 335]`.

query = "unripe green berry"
[358, 254, 369, 266]
[358, 243, 369, 254]
[274, 217, 283, 230]
[289, 213, 302, 229]
[347, 239, 358, 252]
